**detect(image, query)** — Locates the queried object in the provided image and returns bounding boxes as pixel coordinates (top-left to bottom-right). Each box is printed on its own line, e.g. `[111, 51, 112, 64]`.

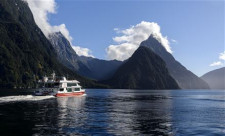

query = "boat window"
[59, 88, 64, 91]
[67, 83, 77, 87]
[75, 88, 80, 91]
[67, 88, 72, 92]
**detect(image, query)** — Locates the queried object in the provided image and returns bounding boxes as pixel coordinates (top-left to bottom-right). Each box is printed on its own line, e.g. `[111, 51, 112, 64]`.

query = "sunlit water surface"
[0, 89, 224, 136]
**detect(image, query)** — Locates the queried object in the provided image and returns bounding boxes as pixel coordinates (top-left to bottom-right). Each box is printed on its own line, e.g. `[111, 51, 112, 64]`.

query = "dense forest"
[0, 0, 105, 88]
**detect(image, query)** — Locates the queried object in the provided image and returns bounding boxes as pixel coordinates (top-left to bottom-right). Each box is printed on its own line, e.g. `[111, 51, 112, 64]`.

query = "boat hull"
[55, 91, 85, 97]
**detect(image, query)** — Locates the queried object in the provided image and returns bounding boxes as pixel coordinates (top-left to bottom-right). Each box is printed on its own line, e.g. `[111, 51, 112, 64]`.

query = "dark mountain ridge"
[0, 0, 104, 88]
[103, 46, 180, 89]
[0, 0, 209, 90]
[141, 34, 209, 89]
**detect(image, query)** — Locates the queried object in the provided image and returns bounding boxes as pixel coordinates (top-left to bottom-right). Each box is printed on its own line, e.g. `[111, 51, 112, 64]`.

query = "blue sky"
[47, 0, 224, 76]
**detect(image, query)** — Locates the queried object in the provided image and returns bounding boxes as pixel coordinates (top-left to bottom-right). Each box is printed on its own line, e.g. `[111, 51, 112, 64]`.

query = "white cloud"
[209, 51, 225, 67]
[72, 46, 94, 58]
[171, 39, 178, 44]
[23, 0, 94, 57]
[219, 51, 225, 60]
[23, 0, 72, 42]
[106, 21, 172, 61]
[209, 61, 223, 67]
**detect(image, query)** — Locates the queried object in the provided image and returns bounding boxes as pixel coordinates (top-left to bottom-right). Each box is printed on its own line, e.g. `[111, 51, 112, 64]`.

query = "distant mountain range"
[0, 0, 211, 90]
[103, 46, 180, 89]
[201, 67, 225, 89]
[49, 32, 209, 89]
[49, 32, 122, 80]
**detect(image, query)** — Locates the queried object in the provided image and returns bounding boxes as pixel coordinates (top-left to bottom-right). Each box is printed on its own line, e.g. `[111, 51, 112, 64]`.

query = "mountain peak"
[49, 32, 66, 41]
[104, 46, 180, 89]
[140, 34, 209, 89]
[0, 0, 96, 88]
[48, 31, 79, 69]
[142, 34, 166, 50]
[49, 31, 123, 81]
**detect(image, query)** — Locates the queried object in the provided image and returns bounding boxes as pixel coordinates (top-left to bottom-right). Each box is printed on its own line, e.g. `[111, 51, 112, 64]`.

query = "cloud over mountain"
[210, 51, 225, 67]
[210, 61, 223, 67]
[219, 51, 225, 60]
[106, 21, 172, 61]
[72, 46, 94, 58]
[23, 0, 93, 57]
[23, 0, 72, 41]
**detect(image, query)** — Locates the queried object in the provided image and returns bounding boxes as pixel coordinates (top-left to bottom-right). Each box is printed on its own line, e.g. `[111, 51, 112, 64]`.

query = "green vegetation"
[0, 0, 105, 89]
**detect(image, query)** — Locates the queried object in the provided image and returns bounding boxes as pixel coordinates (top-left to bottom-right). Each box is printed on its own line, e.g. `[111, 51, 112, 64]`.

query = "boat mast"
[52, 71, 56, 81]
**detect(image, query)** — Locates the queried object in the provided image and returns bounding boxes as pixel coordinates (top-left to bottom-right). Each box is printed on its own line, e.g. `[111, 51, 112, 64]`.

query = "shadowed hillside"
[103, 46, 180, 89]
[201, 67, 225, 89]
[0, 0, 105, 88]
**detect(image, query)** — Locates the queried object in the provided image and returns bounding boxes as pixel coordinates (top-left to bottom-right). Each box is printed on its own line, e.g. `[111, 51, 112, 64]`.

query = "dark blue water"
[0, 89, 224, 136]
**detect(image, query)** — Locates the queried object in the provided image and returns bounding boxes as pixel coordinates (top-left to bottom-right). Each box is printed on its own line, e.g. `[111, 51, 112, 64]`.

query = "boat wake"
[0, 95, 54, 103]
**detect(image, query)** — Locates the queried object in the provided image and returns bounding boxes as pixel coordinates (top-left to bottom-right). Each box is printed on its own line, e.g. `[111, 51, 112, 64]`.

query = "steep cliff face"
[0, 0, 102, 88]
[49, 32, 122, 80]
[141, 35, 209, 89]
[49, 32, 80, 70]
[104, 46, 180, 89]
[201, 67, 225, 89]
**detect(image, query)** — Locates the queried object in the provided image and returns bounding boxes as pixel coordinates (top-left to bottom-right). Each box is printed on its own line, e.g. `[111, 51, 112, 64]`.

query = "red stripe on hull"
[55, 91, 85, 97]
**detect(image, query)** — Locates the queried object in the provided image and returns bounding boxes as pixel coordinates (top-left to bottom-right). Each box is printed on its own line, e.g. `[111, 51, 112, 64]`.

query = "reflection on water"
[56, 96, 87, 135]
[107, 90, 173, 135]
[0, 89, 224, 135]
[57, 95, 86, 109]
[131, 93, 173, 135]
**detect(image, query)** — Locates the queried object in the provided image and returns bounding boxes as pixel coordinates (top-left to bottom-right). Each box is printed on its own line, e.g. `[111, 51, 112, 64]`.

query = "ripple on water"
[0, 89, 224, 136]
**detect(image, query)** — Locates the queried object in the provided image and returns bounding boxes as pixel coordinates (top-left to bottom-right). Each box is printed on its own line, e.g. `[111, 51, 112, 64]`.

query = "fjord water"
[0, 89, 224, 136]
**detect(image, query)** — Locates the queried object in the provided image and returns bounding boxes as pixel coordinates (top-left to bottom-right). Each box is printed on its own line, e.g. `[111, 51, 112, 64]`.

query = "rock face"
[103, 46, 180, 89]
[141, 35, 209, 89]
[49, 32, 122, 80]
[49, 32, 80, 71]
[7, 0, 208, 89]
[201, 67, 225, 89]
[0, 0, 101, 88]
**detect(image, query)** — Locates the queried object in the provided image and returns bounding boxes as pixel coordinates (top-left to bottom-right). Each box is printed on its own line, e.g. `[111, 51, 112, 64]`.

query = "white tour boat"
[34, 73, 85, 97]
